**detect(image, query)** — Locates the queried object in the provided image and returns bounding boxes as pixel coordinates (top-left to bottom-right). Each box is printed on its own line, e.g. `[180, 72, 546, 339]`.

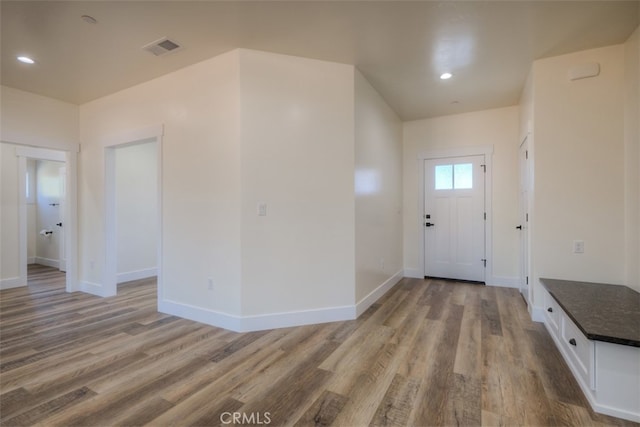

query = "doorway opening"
[16, 145, 78, 293]
[103, 126, 162, 298]
[26, 159, 66, 274]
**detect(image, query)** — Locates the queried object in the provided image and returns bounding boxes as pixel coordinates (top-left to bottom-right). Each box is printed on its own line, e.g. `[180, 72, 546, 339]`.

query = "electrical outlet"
[207, 277, 214, 291]
[573, 240, 585, 254]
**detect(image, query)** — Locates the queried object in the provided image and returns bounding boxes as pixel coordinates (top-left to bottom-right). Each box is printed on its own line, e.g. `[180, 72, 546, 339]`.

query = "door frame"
[519, 134, 533, 306]
[418, 146, 493, 282]
[16, 145, 79, 292]
[103, 125, 163, 298]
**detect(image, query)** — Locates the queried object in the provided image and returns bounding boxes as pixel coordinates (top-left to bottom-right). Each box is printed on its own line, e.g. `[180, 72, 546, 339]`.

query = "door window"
[434, 163, 473, 190]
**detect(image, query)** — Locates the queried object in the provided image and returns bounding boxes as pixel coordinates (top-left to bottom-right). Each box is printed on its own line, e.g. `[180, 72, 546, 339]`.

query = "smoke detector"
[142, 37, 183, 57]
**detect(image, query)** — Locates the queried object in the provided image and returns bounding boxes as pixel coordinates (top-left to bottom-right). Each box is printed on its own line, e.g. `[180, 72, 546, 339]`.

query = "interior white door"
[518, 138, 530, 303]
[58, 166, 66, 272]
[424, 155, 485, 282]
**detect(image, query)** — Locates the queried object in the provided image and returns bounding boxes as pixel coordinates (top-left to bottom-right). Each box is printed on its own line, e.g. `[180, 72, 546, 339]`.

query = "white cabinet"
[541, 288, 640, 423]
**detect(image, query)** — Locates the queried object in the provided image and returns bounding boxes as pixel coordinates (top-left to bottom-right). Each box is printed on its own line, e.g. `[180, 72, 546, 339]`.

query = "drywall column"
[239, 50, 356, 325]
[354, 69, 403, 308]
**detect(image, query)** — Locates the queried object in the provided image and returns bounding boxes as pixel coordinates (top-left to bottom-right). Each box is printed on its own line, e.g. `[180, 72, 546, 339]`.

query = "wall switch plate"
[257, 202, 267, 216]
[573, 240, 585, 254]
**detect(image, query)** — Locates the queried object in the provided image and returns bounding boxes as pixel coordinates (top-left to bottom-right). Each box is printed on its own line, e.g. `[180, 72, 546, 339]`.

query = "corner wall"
[354, 69, 403, 307]
[239, 50, 356, 320]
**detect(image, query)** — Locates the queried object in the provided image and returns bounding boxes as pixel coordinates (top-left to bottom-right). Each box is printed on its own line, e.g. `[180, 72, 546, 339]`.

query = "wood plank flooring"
[0, 264, 637, 426]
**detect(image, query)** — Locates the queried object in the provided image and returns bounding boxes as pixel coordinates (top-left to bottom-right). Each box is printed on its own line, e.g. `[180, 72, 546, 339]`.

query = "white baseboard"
[356, 270, 404, 317]
[79, 281, 113, 297]
[487, 276, 520, 288]
[117, 267, 157, 284]
[241, 305, 354, 332]
[34, 257, 59, 269]
[159, 298, 354, 333]
[27, 257, 36, 264]
[403, 268, 423, 279]
[0, 276, 26, 290]
[159, 271, 404, 332]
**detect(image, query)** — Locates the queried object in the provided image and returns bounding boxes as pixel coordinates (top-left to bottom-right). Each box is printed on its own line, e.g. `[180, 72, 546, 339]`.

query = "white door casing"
[424, 155, 486, 282]
[519, 136, 531, 303]
[58, 166, 66, 272]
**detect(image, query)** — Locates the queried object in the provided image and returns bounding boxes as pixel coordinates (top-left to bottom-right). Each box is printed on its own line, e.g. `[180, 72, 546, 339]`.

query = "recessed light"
[17, 56, 35, 64]
[440, 72, 453, 80]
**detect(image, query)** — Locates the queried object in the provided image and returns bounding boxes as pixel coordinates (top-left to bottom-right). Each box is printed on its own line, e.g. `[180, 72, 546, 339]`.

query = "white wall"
[115, 141, 157, 282]
[79, 51, 242, 313]
[0, 88, 78, 286]
[0, 143, 21, 282]
[35, 160, 64, 266]
[354, 69, 403, 303]
[239, 50, 356, 316]
[0, 86, 79, 151]
[624, 26, 640, 292]
[403, 106, 520, 285]
[531, 44, 626, 306]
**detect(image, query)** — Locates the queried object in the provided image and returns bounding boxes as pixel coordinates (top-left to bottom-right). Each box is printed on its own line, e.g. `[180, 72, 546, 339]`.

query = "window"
[435, 163, 473, 190]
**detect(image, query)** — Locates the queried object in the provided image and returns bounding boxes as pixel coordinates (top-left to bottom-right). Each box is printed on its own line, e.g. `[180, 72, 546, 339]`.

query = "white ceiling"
[2, 1, 638, 121]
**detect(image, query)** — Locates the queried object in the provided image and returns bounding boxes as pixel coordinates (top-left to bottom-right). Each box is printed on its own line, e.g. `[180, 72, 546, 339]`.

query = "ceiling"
[2, 1, 638, 121]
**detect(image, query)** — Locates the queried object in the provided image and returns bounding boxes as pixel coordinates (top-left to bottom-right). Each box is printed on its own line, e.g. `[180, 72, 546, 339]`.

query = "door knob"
[516, 225, 522, 230]
[425, 222, 435, 227]
[56, 223, 63, 227]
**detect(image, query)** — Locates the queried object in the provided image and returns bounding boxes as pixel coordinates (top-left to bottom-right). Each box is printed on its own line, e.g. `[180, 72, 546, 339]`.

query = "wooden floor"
[0, 265, 637, 427]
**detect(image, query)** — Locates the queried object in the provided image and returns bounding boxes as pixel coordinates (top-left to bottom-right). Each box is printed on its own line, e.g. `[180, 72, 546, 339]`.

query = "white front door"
[424, 155, 485, 282]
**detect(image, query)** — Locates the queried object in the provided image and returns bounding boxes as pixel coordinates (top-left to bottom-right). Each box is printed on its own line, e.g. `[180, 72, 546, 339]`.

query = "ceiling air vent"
[142, 37, 183, 57]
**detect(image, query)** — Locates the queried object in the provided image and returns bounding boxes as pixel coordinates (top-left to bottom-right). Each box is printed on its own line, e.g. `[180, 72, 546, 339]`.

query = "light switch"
[573, 240, 584, 254]
[258, 202, 267, 216]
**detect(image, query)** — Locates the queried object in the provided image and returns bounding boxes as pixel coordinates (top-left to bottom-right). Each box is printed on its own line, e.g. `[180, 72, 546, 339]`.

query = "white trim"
[15, 146, 79, 294]
[34, 257, 59, 269]
[158, 273, 404, 332]
[15, 146, 66, 162]
[27, 257, 36, 264]
[79, 281, 111, 297]
[159, 299, 244, 331]
[104, 125, 163, 298]
[159, 298, 355, 333]
[240, 305, 355, 332]
[487, 276, 520, 288]
[418, 146, 494, 283]
[418, 145, 494, 161]
[2, 135, 79, 153]
[117, 267, 157, 284]
[403, 268, 423, 279]
[0, 277, 25, 290]
[101, 124, 164, 147]
[355, 270, 404, 316]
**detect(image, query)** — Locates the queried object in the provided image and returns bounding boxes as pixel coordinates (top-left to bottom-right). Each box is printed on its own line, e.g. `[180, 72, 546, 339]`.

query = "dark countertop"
[540, 278, 640, 347]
